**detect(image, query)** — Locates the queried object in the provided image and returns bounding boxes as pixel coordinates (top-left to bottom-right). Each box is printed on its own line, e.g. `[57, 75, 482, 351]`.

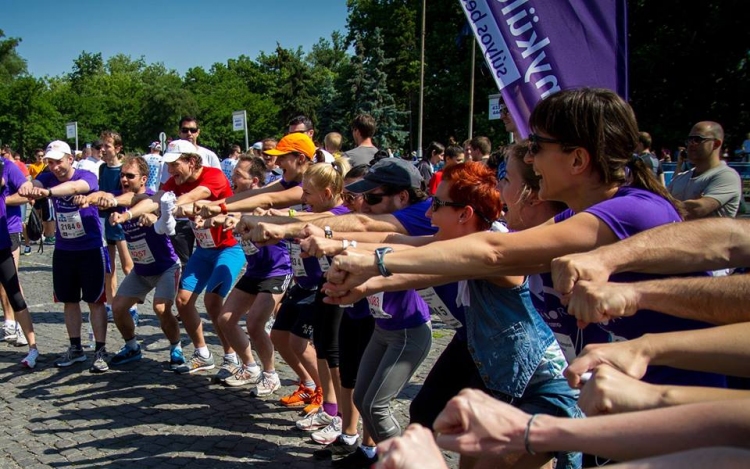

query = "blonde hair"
[303, 160, 351, 196]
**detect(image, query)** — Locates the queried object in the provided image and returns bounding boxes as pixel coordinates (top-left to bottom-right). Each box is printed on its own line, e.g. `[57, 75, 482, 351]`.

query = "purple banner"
[459, 0, 628, 138]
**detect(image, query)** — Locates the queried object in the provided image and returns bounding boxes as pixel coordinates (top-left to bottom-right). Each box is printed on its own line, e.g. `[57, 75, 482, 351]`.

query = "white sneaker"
[311, 415, 343, 444]
[254, 371, 281, 396]
[21, 348, 39, 369]
[296, 409, 336, 432]
[155, 191, 177, 236]
[0, 322, 17, 342]
[13, 324, 28, 346]
[224, 365, 261, 387]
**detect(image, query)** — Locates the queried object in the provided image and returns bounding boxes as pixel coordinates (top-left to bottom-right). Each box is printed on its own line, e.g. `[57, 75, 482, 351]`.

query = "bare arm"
[127, 191, 165, 218]
[565, 275, 750, 327]
[682, 196, 721, 220]
[223, 186, 303, 213]
[551, 218, 750, 293]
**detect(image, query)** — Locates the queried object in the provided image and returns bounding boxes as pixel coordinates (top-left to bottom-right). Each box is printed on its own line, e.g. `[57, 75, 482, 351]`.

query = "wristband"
[111, 197, 118, 207]
[288, 208, 297, 217]
[342, 239, 350, 250]
[350, 240, 357, 249]
[374, 247, 394, 277]
[47, 188, 53, 198]
[524, 414, 539, 455]
[219, 203, 228, 215]
[125, 210, 133, 221]
[324, 225, 333, 239]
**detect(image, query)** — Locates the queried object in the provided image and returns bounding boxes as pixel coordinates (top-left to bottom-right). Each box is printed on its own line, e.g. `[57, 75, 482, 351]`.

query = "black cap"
[345, 158, 423, 194]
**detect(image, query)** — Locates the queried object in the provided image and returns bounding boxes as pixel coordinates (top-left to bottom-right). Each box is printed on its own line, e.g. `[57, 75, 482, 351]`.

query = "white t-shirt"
[74, 157, 104, 179]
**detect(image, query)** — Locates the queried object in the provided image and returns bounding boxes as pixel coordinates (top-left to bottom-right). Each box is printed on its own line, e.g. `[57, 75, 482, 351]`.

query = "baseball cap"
[149, 141, 162, 151]
[252, 141, 263, 151]
[44, 140, 73, 160]
[345, 158, 423, 194]
[162, 139, 199, 163]
[263, 133, 316, 159]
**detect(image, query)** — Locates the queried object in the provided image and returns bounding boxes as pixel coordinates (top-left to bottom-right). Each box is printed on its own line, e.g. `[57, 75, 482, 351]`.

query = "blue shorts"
[180, 245, 245, 298]
[100, 217, 126, 242]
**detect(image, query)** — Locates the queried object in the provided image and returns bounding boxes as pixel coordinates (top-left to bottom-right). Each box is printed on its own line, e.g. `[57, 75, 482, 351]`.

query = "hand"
[265, 208, 288, 217]
[192, 215, 211, 230]
[72, 194, 90, 208]
[565, 280, 640, 328]
[551, 252, 614, 295]
[327, 249, 378, 290]
[138, 213, 157, 227]
[20, 185, 49, 200]
[249, 222, 285, 246]
[375, 424, 449, 469]
[578, 365, 664, 416]
[175, 204, 194, 218]
[564, 337, 651, 388]
[96, 195, 118, 209]
[251, 207, 270, 216]
[433, 388, 530, 456]
[196, 201, 220, 219]
[321, 280, 369, 305]
[221, 215, 239, 231]
[299, 236, 341, 258]
[234, 215, 259, 237]
[109, 211, 129, 226]
[299, 223, 325, 239]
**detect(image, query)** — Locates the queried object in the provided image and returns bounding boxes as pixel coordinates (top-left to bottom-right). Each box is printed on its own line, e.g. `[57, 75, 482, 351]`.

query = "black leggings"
[0, 248, 27, 311]
[338, 312, 375, 389]
[312, 284, 343, 368]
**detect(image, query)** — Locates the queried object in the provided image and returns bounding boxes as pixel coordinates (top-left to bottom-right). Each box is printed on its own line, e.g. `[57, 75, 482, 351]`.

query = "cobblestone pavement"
[1, 245, 459, 468]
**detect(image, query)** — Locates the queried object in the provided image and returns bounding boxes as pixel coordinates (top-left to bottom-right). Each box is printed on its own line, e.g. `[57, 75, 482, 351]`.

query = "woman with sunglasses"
[328, 88, 724, 390]
[319, 161, 581, 469]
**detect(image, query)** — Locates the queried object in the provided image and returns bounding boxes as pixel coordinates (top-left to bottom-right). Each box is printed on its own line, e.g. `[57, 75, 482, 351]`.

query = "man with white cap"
[18, 140, 109, 372]
[125, 140, 245, 377]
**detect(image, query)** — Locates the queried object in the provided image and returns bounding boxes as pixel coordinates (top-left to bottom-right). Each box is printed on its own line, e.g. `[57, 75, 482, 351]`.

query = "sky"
[2, 0, 350, 78]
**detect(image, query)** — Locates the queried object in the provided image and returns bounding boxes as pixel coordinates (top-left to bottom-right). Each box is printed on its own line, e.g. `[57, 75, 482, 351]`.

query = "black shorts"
[0, 248, 27, 311]
[9, 233, 21, 252]
[52, 247, 109, 304]
[272, 284, 316, 339]
[34, 198, 53, 221]
[234, 274, 292, 296]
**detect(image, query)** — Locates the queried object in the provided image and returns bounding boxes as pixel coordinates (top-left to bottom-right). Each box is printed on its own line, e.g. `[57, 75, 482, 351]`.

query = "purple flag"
[459, 0, 628, 138]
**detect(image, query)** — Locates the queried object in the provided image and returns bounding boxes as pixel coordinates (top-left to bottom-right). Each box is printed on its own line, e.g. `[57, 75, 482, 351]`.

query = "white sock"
[196, 346, 210, 359]
[224, 352, 238, 364]
[170, 341, 181, 352]
[155, 191, 177, 235]
[340, 433, 358, 445]
[360, 445, 377, 458]
[5, 320, 16, 328]
[125, 338, 138, 350]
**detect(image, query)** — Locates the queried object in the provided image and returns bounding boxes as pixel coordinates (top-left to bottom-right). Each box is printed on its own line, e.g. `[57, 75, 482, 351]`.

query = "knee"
[175, 294, 191, 311]
[203, 294, 223, 317]
[152, 301, 170, 317]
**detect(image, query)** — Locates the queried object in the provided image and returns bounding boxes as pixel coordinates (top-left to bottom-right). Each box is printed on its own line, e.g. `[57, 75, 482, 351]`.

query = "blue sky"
[2, 0, 349, 78]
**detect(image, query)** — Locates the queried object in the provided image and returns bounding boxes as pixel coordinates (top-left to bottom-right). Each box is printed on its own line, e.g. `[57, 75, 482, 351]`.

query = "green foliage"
[0, 30, 27, 84]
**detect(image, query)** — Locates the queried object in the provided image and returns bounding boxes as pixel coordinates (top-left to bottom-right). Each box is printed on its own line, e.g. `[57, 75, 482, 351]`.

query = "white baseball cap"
[162, 139, 199, 163]
[44, 140, 72, 160]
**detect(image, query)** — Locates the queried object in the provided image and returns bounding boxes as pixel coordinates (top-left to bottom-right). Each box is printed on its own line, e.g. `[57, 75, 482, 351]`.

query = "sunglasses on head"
[685, 135, 715, 145]
[527, 133, 563, 155]
[120, 172, 139, 180]
[180, 127, 199, 134]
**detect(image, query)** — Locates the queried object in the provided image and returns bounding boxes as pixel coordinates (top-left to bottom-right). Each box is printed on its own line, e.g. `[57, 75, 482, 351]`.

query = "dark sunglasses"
[120, 172, 139, 180]
[527, 133, 563, 155]
[363, 192, 391, 205]
[431, 196, 467, 212]
[180, 127, 199, 134]
[685, 135, 715, 145]
[342, 192, 362, 204]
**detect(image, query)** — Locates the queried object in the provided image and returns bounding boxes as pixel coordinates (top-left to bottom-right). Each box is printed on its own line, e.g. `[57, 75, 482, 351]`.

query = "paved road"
[1, 244, 458, 468]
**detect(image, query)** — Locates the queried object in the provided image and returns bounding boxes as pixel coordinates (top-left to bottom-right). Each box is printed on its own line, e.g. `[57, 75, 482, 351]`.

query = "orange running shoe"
[279, 383, 315, 407]
[302, 386, 324, 415]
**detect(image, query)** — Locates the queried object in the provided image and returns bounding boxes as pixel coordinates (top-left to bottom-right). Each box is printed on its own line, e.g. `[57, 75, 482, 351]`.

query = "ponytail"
[627, 158, 686, 220]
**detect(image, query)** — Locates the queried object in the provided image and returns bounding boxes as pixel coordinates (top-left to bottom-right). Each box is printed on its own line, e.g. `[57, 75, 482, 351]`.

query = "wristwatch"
[374, 247, 394, 277]
[324, 225, 333, 239]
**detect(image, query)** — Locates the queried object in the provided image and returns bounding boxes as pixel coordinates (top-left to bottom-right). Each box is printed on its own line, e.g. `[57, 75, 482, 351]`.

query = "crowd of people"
[1, 89, 749, 468]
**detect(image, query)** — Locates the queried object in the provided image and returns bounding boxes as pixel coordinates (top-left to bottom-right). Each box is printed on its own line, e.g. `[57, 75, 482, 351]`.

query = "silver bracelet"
[524, 414, 539, 455]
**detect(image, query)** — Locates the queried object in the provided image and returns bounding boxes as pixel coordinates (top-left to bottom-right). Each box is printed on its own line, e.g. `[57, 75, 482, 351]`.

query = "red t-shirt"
[428, 170, 443, 195]
[14, 160, 30, 178]
[162, 167, 237, 249]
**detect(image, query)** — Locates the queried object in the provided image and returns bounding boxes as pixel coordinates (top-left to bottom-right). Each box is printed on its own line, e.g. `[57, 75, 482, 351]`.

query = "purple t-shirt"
[2, 157, 28, 234]
[37, 169, 102, 251]
[0, 192, 10, 250]
[549, 186, 724, 387]
[394, 199, 439, 236]
[240, 240, 291, 279]
[365, 288, 431, 330]
[292, 204, 351, 289]
[121, 189, 179, 276]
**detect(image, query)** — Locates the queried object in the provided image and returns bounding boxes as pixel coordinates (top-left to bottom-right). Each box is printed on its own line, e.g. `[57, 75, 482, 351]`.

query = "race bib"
[418, 287, 462, 329]
[318, 256, 331, 273]
[554, 333, 577, 365]
[57, 211, 86, 239]
[127, 238, 155, 264]
[366, 292, 392, 319]
[192, 224, 216, 248]
[234, 233, 259, 256]
[290, 243, 307, 277]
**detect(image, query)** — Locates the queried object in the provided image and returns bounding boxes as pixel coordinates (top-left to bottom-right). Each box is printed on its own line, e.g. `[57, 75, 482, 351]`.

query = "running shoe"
[13, 324, 28, 346]
[169, 347, 186, 370]
[254, 371, 281, 396]
[331, 447, 377, 468]
[43, 236, 56, 245]
[174, 350, 214, 374]
[296, 409, 337, 432]
[54, 346, 87, 367]
[21, 348, 39, 369]
[313, 435, 360, 460]
[224, 365, 262, 387]
[90, 348, 109, 373]
[0, 323, 17, 342]
[301, 386, 324, 415]
[279, 383, 316, 408]
[213, 356, 241, 382]
[311, 415, 343, 445]
[22, 246, 32, 256]
[109, 345, 142, 367]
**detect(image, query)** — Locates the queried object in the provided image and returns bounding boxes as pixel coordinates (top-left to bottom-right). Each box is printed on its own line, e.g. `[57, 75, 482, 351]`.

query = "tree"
[0, 30, 27, 84]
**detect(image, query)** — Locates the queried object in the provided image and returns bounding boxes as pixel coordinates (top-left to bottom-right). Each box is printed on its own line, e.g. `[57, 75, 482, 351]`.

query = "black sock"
[70, 337, 82, 350]
[95, 342, 106, 352]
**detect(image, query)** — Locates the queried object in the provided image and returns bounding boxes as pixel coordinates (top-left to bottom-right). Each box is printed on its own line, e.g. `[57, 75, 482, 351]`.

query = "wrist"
[219, 202, 228, 215]
[125, 210, 133, 221]
[47, 188, 53, 198]
[374, 246, 394, 277]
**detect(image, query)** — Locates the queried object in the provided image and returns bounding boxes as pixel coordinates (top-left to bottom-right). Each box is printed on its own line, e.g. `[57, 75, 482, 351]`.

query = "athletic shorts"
[101, 217, 126, 243]
[179, 244, 245, 298]
[234, 274, 292, 296]
[117, 262, 181, 303]
[0, 248, 26, 312]
[53, 247, 109, 304]
[272, 284, 316, 339]
[9, 233, 21, 252]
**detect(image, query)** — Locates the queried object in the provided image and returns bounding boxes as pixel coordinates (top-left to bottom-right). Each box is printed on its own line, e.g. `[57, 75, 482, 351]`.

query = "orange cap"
[264, 133, 316, 159]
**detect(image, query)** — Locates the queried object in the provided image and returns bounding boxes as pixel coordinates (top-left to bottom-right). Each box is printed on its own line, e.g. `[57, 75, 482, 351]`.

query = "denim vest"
[465, 278, 555, 398]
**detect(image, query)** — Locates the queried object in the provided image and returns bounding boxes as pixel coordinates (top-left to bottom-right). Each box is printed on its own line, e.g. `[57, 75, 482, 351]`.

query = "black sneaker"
[331, 447, 376, 468]
[313, 435, 360, 460]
